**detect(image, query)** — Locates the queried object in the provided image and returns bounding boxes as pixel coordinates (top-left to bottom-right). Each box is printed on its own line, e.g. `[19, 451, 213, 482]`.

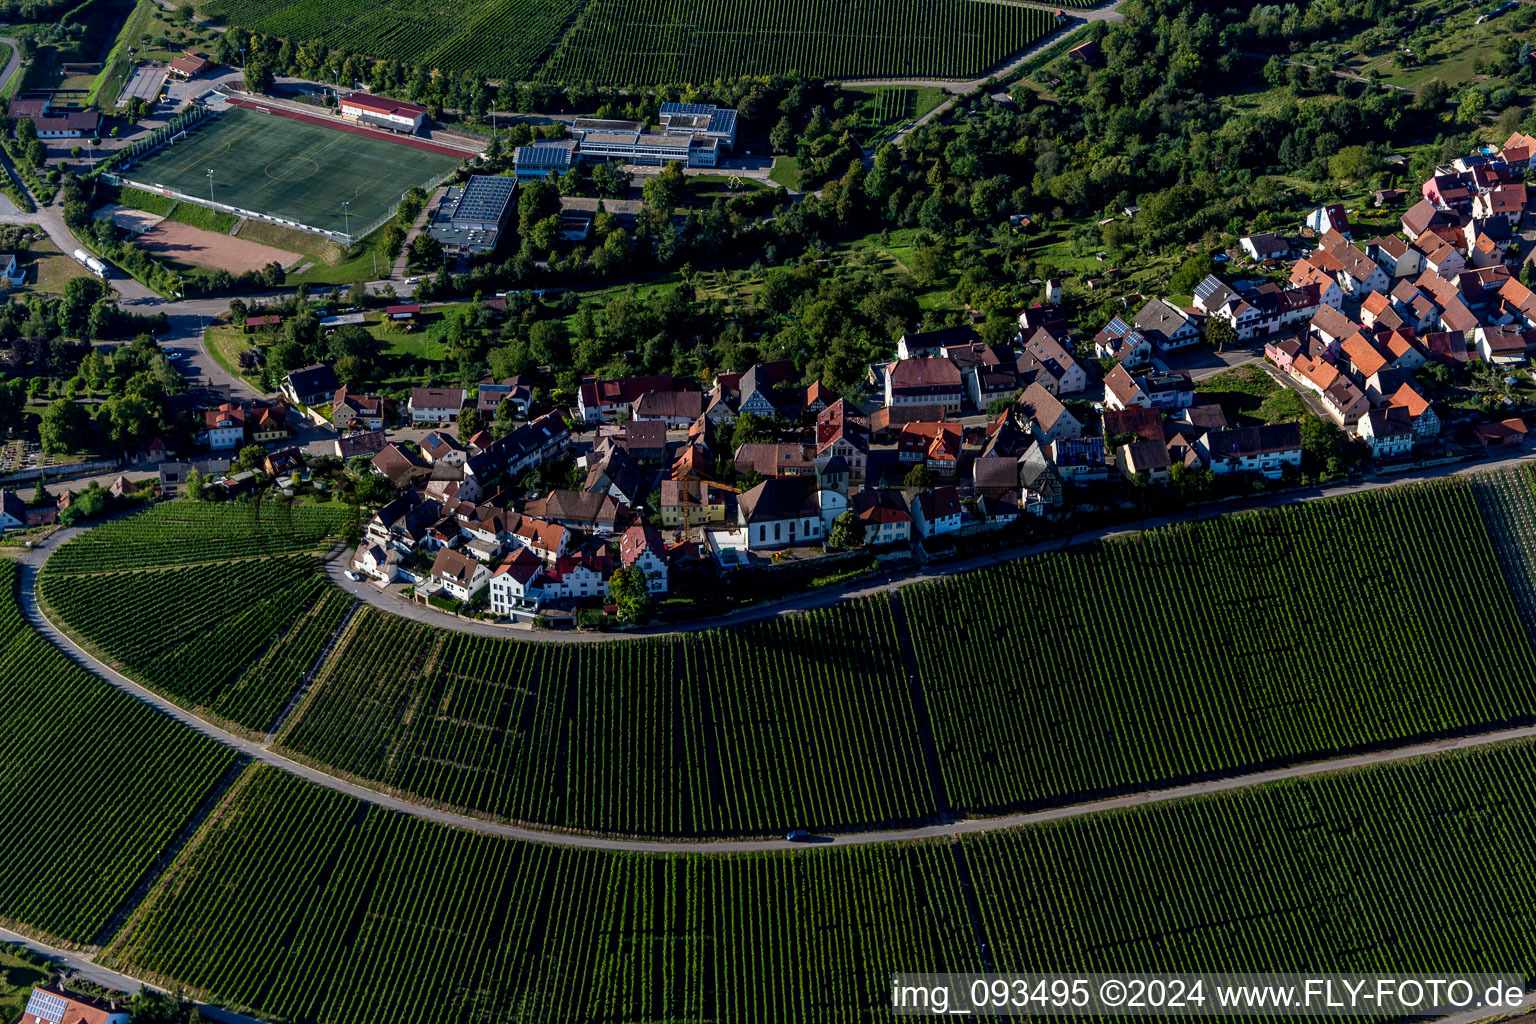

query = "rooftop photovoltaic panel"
[24, 989, 69, 1024]
[452, 176, 516, 222]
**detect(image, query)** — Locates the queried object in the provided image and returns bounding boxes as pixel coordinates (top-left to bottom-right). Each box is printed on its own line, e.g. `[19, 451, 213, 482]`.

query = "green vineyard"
[278, 598, 933, 835]
[39, 556, 343, 734]
[203, 0, 586, 82]
[106, 766, 977, 1024]
[541, 0, 1057, 85]
[104, 746, 1536, 1023]
[37, 501, 355, 735]
[904, 479, 1536, 815]
[36, 473, 1536, 838]
[969, 740, 1536, 976]
[42, 500, 353, 575]
[200, 0, 1058, 84]
[0, 561, 237, 948]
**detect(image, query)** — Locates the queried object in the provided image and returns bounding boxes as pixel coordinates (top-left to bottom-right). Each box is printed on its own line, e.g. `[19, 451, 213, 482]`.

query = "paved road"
[22, 452, 1536, 854]
[333, 446, 1536, 645]
[0, 924, 269, 1024]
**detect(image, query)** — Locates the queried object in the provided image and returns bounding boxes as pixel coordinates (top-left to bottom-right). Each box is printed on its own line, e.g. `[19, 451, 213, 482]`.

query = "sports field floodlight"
[341, 200, 350, 237]
[206, 167, 215, 202]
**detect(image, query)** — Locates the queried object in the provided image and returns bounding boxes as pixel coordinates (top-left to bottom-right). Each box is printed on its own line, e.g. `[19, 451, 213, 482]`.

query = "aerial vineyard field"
[0, 561, 238, 948]
[904, 479, 1536, 816]
[43, 500, 352, 575]
[107, 766, 977, 1024]
[278, 599, 933, 835]
[542, 0, 1056, 84]
[39, 555, 339, 734]
[967, 739, 1536, 976]
[106, 741, 1536, 1024]
[202, 0, 585, 81]
[1469, 464, 1536, 639]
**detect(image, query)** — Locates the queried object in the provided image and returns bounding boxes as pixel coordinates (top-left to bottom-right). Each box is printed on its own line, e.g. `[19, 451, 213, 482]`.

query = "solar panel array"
[23, 989, 68, 1024]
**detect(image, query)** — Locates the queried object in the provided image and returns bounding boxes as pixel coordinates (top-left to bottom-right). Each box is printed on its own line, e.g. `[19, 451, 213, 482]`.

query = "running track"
[223, 95, 472, 159]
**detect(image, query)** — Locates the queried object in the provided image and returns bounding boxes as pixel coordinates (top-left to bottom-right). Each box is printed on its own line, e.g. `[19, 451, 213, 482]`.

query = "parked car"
[344, 570, 361, 581]
[785, 829, 809, 842]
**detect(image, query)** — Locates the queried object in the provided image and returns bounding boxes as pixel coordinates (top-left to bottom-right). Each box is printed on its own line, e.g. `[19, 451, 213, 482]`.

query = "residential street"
[328, 445, 1536, 644]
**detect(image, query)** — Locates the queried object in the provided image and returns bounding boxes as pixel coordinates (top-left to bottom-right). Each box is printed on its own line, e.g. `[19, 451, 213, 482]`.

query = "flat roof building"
[658, 102, 738, 148]
[575, 130, 719, 167]
[428, 174, 516, 254]
[514, 139, 576, 180]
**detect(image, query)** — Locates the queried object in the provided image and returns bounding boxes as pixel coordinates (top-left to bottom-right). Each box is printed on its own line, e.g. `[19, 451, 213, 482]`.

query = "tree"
[1205, 316, 1237, 352]
[235, 444, 266, 472]
[829, 509, 864, 549]
[243, 59, 275, 94]
[904, 463, 934, 491]
[1328, 144, 1378, 183]
[185, 468, 207, 501]
[39, 399, 88, 454]
[770, 116, 796, 155]
[1169, 252, 1217, 295]
[457, 405, 484, 442]
[731, 411, 772, 450]
[408, 231, 443, 268]
[608, 565, 652, 623]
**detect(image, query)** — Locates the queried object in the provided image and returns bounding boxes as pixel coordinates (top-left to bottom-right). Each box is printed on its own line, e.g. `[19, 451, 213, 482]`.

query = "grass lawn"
[203, 323, 257, 381]
[235, 220, 349, 265]
[0, 945, 49, 1023]
[768, 156, 800, 189]
[367, 311, 450, 361]
[24, 236, 93, 295]
[1195, 364, 1308, 424]
[840, 85, 948, 147]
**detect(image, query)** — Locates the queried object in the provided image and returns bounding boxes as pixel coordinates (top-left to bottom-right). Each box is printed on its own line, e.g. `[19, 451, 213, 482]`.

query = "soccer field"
[121, 106, 463, 239]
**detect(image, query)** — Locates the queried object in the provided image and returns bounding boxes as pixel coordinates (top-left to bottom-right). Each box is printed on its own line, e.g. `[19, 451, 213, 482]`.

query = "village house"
[660, 478, 734, 529]
[1198, 424, 1303, 478]
[1115, 439, 1171, 483]
[1016, 381, 1083, 444]
[333, 387, 387, 430]
[632, 390, 707, 427]
[909, 485, 964, 538]
[477, 377, 532, 419]
[734, 442, 816, 477]
[1358, 406, 1416, 459]
[738, 476, 824, 550]
[1016, 328, 1089, 395]
[202, 403, 245, 450]
[17, 986, 131, 1024]
[1103, 363, 1151, 411]
[249, 404, 287, 443]
[488, 547, 547, 615]
[884, 356, 964, 414]
[852, 488, 913, 545]
[577, 373, 698, 423]
[897, 421, 963, 477]
[1132, 297, 1203, 351]
[280, 363, 340, 408]
[409, 387, 467, 424]
[429, 548, 492, 601]
[619, 522, 669, 594]
[524, 489, 626, 535]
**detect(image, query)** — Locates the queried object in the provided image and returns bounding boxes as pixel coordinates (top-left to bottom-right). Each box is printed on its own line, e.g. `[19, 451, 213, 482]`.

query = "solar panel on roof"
[25, 990, 69, 1024]
[1105, 316, 1131, 336]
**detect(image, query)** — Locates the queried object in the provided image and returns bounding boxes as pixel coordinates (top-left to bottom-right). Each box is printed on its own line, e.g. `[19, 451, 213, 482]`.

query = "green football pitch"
[121, 106, 463, 239]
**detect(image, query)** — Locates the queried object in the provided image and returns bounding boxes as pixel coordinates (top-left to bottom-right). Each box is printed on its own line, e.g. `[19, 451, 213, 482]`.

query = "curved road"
[19, 489, 1536, 855]
[330, 447, 1536, 643]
